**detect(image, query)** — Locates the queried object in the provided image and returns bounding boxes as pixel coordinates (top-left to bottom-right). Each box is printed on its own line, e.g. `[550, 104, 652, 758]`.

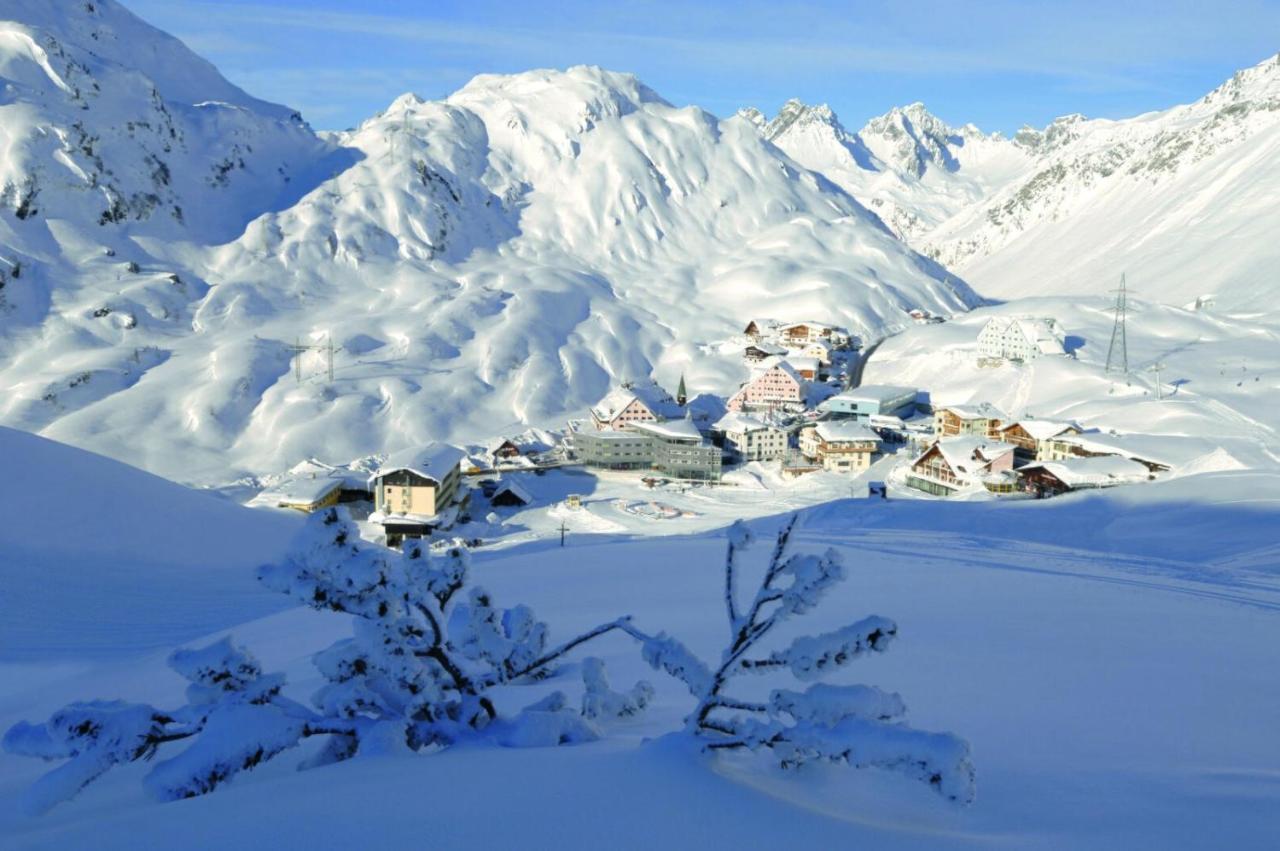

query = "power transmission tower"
[289, 336, 306, 384]
[287, 336, 336, 385]
[1105, 274, 1131, 376]
[1148, 361, 1166, 400]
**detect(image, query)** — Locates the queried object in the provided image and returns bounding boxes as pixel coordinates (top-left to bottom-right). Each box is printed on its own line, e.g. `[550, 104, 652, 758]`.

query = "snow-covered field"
[3, 2, 1280, 847]
[3, 428, 1279, 848]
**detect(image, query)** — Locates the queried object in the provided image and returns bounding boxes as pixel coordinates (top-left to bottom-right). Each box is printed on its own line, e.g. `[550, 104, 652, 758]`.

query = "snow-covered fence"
[3, 508, 644, 813]
[617, 515, 976, 804]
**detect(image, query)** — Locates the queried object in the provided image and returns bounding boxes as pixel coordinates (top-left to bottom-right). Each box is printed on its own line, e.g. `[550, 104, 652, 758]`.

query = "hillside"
[0, 1, 977, 485]
[749, 54, 1280, 311]
[919, 54, 1280, 309]
[0, 425, 297, 661]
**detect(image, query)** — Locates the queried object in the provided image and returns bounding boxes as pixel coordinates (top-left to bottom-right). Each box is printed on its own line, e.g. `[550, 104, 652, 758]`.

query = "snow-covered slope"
[0, 3, 979, 485]
[920, 54, 1280, 309]
[0, 425, 297, 660]
[745, 100, 1033, 242]
[862, 297, 1280, 476]
[4, 488, 1280, 847]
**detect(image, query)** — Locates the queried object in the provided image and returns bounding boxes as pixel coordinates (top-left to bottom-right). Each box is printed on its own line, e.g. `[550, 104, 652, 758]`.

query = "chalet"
[906, 437, 1017, 496]
[933, 403, 1006, 440]
[798, 340, 833, 365]
[726, 361, 806, 413]
[488, 430, 558, 465]
[786, 356, 821, 381]
[1049, 434, 1173, 473]
[977, 317, 1065, 362]
[490, 439, 522, 461]
[743, 342, 787, 363]
[798, 421, 881, 473]
[713, 411, 787, 462]
[743, 319, 774, 341]
[256, 476, 343, 513]
[590, 380, 682, 430]
[489, 479, 534, 507]
[251, 459, 372, 513]
[778, 321, 848, 347]
[369, 443, 467, 545]
[998, 420, 1081, 462]
[821, 385, 918, 421]
[1018, 457, 1151, 497]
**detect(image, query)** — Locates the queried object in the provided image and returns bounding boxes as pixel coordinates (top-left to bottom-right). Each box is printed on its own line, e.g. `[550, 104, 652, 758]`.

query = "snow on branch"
[623, 514, 976, 804]
[581, 657, 654, 721]
[746, 616, 897, 681]
[4, 508, 637, 812]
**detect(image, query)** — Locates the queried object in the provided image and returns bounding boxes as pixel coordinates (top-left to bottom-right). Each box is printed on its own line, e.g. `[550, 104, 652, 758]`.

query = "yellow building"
[369, 443, 466, 545]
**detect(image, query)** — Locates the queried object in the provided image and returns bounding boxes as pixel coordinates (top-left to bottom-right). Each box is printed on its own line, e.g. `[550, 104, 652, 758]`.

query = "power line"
[1105, 273, 1132, 377]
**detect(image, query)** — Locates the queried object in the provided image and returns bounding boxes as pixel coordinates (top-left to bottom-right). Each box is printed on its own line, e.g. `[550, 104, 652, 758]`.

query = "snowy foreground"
[3, 428, 1279, 849]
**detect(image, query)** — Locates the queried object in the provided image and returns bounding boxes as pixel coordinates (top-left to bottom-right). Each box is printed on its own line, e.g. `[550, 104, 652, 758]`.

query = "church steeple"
[676, 373, 688, 406]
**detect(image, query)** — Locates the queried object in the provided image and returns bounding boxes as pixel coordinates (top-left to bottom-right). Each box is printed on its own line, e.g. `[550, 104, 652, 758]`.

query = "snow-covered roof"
[745, 342, 787, 355]
[1020, 456, 1150, 487]
[255, 475, 343, 507]
[751, 358, 804, 383]
[486, 428, 557, 455]
[286, 458, 371, 490]
[371, 442, 466, 485]
[831, 384, 917, 405]
[920, 437, 1016, 478]
[815, 421, 882, 444]
[713, 411, 775, 433]
[491, 479, 533, 504]
[628, 417, 705, 441]
[779, 320, 837, 333]
[785, 356, 820, 373]
[1054, 433, 1191, 468]
[1004, 419, 1078, 440]
[591, 381, 681, 422]
[981, 316, 1065, 355]
[939, 402, 1006, 421]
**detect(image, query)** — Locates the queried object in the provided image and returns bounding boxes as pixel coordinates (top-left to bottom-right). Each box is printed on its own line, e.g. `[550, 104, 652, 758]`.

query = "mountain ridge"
[0, 7, 976, 484]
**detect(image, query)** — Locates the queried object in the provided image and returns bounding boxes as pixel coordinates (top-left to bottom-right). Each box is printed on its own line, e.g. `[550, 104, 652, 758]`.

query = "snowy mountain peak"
[923, 53, 1280, 309]
[735, 106, 767, 129]
[1011, 113, 1088, 153]
[1199, 52, 1280, 109]
[0, 0, 343, 242]
[762, 99, 843, 140]
[0, 0, 299, 120]
[859, 102, 969, 178]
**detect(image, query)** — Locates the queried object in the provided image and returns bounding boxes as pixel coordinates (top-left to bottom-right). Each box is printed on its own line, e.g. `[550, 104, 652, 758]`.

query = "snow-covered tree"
[2, 637, 335, 813]
[4, 508, 638, 812]
[618, 515, 976, 804]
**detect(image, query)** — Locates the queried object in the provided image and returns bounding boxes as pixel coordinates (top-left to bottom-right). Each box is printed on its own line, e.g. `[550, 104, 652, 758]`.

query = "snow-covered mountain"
[921, 54, 1280, 309]
[752, 55, 1280, 310]
[0, 1, 977, 484]
[743, 99, 1033, 242]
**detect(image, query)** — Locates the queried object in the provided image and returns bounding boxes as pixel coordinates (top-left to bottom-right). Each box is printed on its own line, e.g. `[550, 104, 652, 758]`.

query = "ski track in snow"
[802, 529, 1280, 613]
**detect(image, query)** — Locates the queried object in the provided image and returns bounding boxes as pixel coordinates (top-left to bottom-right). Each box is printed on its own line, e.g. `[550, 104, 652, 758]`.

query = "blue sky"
[129, 0, 1280, 133]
